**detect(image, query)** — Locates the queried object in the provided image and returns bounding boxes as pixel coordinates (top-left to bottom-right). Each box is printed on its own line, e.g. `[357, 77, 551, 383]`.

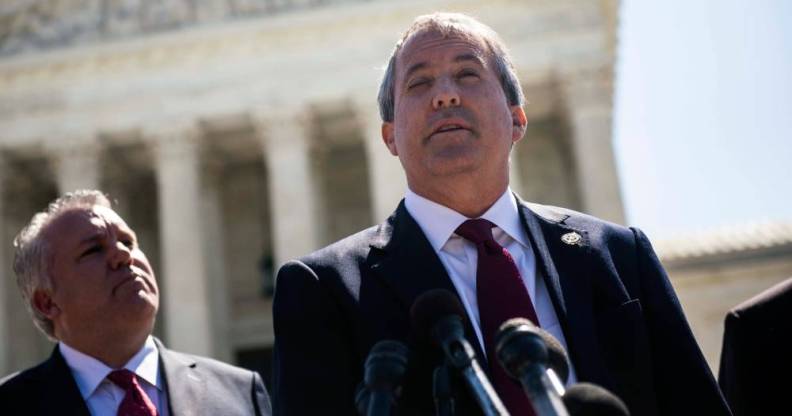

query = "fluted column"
[357, 104, 407, 222]
[0, 156, 7, 376]
[256, 113, 320, 270]
[201, 171, 232, 363]
[50, 139, 100, 194]
[563, 72, 625, 224]
[150, 123, 213, 356]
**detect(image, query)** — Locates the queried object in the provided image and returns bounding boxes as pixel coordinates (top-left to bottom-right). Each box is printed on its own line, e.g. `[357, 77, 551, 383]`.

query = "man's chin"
[427, 152, 482, 176]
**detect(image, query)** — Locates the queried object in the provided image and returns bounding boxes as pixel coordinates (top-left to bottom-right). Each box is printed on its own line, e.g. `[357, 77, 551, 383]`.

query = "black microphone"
[538, 327, 571, 386]
[355, 382, 370, 415]
[363, 340, 409, 416]
[433, 363, 456, 416]
[526, 324, 571, 397]
[496, 317, 570, 416]
[563, 383, 630, 416]
[410, 289, 509, 416]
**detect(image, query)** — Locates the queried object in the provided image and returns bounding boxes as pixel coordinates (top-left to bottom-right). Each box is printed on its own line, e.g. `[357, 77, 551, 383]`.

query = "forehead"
[396, 29, 489, 73]
[44, 205, 128, 244]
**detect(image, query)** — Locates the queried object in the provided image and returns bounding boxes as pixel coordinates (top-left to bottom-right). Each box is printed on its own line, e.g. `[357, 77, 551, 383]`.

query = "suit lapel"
[518, 201, 610, 386]
[40, 346, 92, 416]
[367, 201, 487, 362]
[156, 338, 204, 416]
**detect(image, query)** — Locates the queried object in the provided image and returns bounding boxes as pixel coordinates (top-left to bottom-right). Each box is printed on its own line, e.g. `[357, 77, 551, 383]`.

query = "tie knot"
[107, 369, 138, 390]
[455, 219, 496, 245]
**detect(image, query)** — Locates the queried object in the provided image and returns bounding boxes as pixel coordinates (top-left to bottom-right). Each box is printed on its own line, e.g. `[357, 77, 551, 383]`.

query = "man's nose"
[432, 80, 461, 109]
[110, 241, 133, 269]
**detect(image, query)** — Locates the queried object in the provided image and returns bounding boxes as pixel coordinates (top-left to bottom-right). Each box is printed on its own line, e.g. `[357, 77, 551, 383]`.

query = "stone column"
[0, 157, 7, 376]
[563, 72, 625, 224]
[255, 113, 320, 270]
[50, 139, 100, 194]
[150, 123, 213, 357]
[357, 104, 407, 223]
[201, 170, 232, 363]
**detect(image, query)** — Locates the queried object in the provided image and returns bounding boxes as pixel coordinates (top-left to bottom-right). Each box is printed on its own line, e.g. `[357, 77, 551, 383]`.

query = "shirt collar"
[59, 336, 162, 399]
[404, 187, 528, 251]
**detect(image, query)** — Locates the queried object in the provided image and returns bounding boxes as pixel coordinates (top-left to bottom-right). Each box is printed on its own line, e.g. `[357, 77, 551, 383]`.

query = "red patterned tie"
[456, 219, 539, 416]
[107, 369, 159, 416]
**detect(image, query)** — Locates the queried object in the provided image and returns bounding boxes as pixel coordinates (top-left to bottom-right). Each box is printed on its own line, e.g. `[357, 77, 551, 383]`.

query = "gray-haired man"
[0, 190, 271, 416]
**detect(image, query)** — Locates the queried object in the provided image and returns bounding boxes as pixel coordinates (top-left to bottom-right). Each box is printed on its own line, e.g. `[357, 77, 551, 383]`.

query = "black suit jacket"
[0, 338, 271, 416]
[719, 277, 792, 416]
[273, 199, 731, 415]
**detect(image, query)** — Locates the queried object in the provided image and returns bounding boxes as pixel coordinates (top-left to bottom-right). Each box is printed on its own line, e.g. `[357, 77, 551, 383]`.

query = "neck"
[408, 171, 509, 218]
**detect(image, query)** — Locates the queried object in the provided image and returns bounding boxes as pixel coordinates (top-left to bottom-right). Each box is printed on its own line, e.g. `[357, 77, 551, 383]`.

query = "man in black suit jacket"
[273, 12, 730, 416]
[0, 190, 270, 416]
[719, 277, 792, 416]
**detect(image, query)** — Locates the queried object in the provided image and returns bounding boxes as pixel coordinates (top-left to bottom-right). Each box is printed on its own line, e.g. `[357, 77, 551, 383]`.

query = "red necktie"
[107, 369, 159, 416]
[456, 219, 539, 416]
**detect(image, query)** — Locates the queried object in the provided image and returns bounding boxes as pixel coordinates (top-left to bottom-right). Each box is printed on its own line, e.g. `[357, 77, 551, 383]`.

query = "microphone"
[410, 289, 509, 416]
[363, 340, 409, 416]
[433, 363, 456, 416]
[496, 318, 570, 416]
[355, 382, 370, 415]
[529, 325, 571, 397]
[538, 327, 571, 386]
[562, 383, 630, 416]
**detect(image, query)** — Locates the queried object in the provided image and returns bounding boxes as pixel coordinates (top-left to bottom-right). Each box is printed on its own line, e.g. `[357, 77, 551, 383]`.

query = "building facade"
[0, 0, 624, 382]
[656, 222, 792, 373]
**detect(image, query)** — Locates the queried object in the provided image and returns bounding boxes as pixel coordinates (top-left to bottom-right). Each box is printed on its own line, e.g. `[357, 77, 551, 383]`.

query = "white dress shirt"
[59, 336, 170, 416]
[405, 188, 577, 383]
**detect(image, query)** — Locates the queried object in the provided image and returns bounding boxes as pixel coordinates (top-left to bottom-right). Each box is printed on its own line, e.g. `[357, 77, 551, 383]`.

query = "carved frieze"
[0, 0, 352, 56]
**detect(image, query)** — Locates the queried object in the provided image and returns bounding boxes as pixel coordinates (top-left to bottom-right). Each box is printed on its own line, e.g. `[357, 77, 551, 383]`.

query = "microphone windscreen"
[354, 382, 369, 415]
[563, 382, 630, 416]
[368, 339, 410, 358]
[410, 289, 466, 343]
[364, 340, 409, 390]
[536, 328, 570, 384]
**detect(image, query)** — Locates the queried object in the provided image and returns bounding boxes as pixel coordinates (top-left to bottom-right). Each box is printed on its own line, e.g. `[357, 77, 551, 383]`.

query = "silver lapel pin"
[561, 231, 582, 246]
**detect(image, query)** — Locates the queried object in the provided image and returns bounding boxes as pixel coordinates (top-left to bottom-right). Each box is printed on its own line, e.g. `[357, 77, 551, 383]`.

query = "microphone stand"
[433, 362, 456, 416]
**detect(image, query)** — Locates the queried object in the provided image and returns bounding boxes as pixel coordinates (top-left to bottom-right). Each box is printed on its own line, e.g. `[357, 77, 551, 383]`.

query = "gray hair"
[377, 12, 525, 122]
[13, 189, 112, 339]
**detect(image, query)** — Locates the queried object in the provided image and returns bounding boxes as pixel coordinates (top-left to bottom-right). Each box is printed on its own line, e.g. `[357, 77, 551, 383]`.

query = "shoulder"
[160, 346, 257, 382]
[303, 224, 383, 268]
[158, 343, 271, 415]
[521, 200, 642, 248]
[0, 359, 50, 397]
[727, 278, 792, 325]
[277, 222, 384, 279]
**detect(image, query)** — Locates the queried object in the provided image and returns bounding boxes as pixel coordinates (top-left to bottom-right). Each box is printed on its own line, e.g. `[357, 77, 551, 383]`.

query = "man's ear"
[381, 122, 398, 156]
[511, 106, 528, 143]
[32, 289, 60, 320]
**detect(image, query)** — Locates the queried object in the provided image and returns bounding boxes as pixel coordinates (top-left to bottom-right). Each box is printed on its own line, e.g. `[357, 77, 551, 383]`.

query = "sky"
[613, 0, 792, 239]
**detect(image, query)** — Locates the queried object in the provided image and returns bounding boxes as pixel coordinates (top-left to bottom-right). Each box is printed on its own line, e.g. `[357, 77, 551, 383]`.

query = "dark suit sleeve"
[272, 260, 358, 416]
[718, 311, 746, 416]
[252, 371, 273, 416]
[631, 228, 732, 415]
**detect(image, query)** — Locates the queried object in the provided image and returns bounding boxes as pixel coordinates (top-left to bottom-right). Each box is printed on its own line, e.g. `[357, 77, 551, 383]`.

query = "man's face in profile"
[382, 29, 525, 187]
[37, 205, 159, 341]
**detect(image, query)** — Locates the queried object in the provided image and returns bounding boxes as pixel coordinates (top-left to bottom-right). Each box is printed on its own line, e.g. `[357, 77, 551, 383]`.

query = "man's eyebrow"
[455, 53, 485, 65]
[78, 233, 103, 246]
[404, 61, 428, 81]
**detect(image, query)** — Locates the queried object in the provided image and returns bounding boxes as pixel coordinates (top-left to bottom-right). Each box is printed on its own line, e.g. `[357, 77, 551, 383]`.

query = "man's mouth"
[113, 272, 148, 294]
[435, 124, 467, 133]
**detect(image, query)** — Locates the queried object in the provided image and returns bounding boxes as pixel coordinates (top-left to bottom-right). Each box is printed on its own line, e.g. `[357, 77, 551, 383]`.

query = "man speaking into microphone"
[272, 12, 730, 416]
